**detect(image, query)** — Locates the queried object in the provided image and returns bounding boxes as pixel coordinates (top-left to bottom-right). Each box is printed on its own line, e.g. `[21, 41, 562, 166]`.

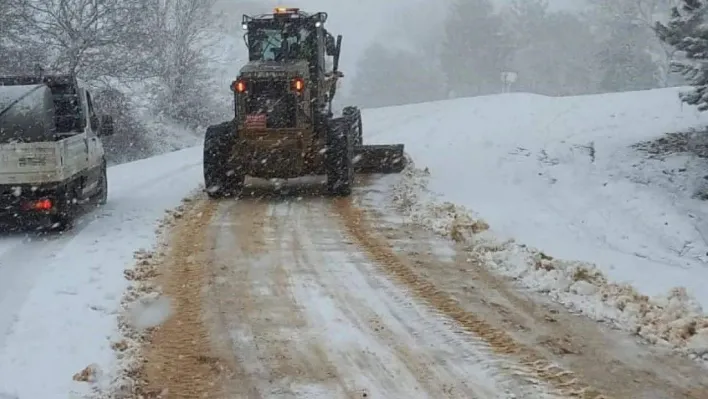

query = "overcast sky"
[220, 0, 587, 94]
[247, 1, 582, 62]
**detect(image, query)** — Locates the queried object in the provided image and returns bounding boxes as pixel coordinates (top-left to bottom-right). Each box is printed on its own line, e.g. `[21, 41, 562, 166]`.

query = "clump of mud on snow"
[633, 129, 708, 159]
[86, 195, 198, 399]
[633, 129, 708, 199]
[390, 161, 708, 364]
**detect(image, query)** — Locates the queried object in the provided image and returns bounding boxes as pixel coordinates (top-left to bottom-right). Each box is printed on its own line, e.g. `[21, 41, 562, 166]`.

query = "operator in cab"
[275, 25, 313, 62]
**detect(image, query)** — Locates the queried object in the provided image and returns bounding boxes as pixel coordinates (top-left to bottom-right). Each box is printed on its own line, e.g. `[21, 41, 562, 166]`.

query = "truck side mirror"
[325, 34, 337, 56]
[99, 115, 114, 136]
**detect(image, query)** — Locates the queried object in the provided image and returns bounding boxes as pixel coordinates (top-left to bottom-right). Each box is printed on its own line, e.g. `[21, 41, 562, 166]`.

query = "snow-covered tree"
[0, 0, 47, 73]
[349, 43, 447, 109]
[379, 0, 448, 59]
[0, 0, 18, 39]
[441, 0, 514, 97]
[656, 0, 708, 110]
[590, 0, 673, 90]
[597, 22, 660, 91]
[501, 0, 603, 95]
[139, 0, 221, 128]
[9, 0, 151, 80]
[1, 0, 223, 161]
[346, 1, 448, 109]
[93, 87, 154, 164]
[503, 0, 549, 50]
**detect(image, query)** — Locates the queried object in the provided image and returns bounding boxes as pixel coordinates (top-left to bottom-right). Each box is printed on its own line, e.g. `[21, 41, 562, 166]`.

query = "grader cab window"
[248, 25, 312, 62]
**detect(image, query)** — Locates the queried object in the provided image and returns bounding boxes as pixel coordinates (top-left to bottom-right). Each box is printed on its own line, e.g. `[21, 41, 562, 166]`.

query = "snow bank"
[388, 162, 708, 362]
[92, 203, 190, 398]
[366, 87, 708, 363]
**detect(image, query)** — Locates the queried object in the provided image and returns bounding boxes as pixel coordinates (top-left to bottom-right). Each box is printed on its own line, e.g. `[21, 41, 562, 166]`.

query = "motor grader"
[203, 7, 406, 197]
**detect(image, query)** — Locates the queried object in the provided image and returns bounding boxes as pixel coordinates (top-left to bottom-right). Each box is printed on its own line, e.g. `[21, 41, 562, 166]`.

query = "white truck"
[0, 74, 114, 230]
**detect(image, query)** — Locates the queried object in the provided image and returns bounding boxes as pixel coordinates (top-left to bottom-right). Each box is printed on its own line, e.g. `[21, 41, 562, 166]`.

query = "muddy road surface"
[128, 178, 708, 399]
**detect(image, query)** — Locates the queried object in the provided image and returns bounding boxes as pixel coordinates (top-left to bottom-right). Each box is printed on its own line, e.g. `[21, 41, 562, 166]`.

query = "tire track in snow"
[136, 197, 226, 398]
[126, 178, 623, 398]
[357, 173, 708, 399]
[0, 158, 202, 351]
[0, 235, 68, 346]
[212, 198, 351, 398]
[291, 200, 468, 398]
[0, 210, 100, 350]
[197, 179, 561, 398]
[334, 197, 608, 399]
[293, 199, 556, 399]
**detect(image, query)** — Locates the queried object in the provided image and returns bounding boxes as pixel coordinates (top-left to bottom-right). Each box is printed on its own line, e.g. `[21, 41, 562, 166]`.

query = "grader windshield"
[247, 27, 311, 61]
[242, 8, 324, 62]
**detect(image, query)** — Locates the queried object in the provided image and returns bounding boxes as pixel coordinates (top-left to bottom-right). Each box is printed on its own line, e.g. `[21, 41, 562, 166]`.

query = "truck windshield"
[248, 25, 310, 61]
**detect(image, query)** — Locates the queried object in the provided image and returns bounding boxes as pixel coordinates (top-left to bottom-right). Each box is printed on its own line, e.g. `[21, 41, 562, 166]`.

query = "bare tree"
[590, 0, 684, 87]
[591, 0, 680, 27]
[139, 0, 220, 127]
[441, 0, 514, 97]
[0, 0, 18, 36]
[502, 1, 604, 96]
[9, 0, 151, 80]
[0, 0, 46, 73]
[93, 86, 155, 164]
[3, 0, 222, 160]
[350, 43, 447, 109]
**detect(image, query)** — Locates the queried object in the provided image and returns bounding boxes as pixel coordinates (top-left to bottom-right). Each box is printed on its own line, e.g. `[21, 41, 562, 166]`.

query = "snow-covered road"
[103, 177, 708, 399]
[199, 191, 539, 398]
[0, 147, 203, 399]
[2, 86, 708, 398]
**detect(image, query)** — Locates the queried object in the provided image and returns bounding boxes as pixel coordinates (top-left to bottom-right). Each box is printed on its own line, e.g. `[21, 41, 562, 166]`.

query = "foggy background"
[0, 0, 685, 163]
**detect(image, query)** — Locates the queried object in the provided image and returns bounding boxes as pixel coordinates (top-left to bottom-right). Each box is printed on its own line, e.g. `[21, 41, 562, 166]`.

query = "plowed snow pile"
[365, 87, 708, 362]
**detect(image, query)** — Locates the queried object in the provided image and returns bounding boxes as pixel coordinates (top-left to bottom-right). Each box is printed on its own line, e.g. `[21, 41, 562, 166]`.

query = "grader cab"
[203, 7, 406, 197]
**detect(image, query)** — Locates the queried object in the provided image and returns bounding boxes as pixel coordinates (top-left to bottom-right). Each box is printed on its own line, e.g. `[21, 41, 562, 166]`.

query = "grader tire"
[203, 120, 244, 198]
[343, 106, 363, 146]
[325, 118, 354, 196]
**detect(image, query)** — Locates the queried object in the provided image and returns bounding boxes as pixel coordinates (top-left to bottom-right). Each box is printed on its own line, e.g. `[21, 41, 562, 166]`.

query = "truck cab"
[0, 74, 114, 230]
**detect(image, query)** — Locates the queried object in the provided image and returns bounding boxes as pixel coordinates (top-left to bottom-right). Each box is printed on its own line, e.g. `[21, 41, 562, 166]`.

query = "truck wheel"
[343, 106, 363, 146]
[325, 118, 354, 196]
[203, 120, 244, 198]
[97, 161, 108, 205]
[51, 213, 74, 231]
[51, 190, 76, 231]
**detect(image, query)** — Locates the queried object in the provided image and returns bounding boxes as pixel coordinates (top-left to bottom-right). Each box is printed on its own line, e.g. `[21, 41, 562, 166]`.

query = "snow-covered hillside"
[366, 87, 708, 360]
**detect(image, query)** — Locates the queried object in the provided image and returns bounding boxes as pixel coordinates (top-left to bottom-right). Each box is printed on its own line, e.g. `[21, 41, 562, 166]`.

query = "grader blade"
[353, 144, 407, 174]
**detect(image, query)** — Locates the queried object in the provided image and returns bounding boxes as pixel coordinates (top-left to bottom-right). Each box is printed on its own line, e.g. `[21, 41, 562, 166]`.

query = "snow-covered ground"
[0, 147, 202, 399]
[366, 87, 708, 361]
[2, 86, 708, 398]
